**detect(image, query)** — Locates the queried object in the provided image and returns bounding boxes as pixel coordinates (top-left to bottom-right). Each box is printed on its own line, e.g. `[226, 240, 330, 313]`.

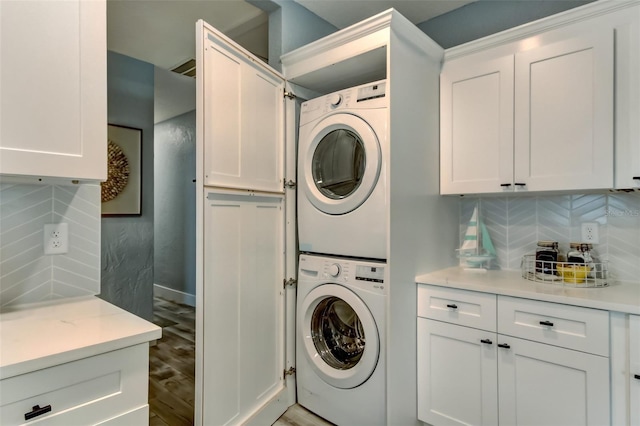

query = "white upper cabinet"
[201, 28, 285, 193]
[440, 53, 514, 194]
[514, 29, 613, 191]
[441, 1, 639, 195]
[613, 4, 640, 189]
[0, 0, 106, 181]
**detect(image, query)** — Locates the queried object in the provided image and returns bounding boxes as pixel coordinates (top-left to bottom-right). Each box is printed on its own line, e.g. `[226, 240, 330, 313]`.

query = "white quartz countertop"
[416, 267, 640, 315]
[0, 296, 162, 380]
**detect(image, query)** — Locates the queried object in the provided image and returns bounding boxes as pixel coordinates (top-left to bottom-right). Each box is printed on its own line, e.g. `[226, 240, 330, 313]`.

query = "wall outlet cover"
[44, 223, 69, 255]
[581, 222, 599, 244]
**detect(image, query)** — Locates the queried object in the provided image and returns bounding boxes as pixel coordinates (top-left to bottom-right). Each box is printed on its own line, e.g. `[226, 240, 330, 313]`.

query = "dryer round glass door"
[299, 284, 379, 389]
[303, 113, 381, 215]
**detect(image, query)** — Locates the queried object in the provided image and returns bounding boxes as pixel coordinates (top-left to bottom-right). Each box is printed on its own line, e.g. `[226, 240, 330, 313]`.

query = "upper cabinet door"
[440, 54, 514, 195]
[0, 0, 106, 181]
[200, 25, 285, 193]
[514, 28, 614, 191]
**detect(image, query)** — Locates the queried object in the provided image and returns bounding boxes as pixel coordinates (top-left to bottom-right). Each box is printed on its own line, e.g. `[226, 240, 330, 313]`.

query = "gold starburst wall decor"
[101, 140, 130, 202]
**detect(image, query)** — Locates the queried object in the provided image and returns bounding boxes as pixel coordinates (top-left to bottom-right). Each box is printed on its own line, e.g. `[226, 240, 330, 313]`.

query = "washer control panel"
[302, 255, 386, 294]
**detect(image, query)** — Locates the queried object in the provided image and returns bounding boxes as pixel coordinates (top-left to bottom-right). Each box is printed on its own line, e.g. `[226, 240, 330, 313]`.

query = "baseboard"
[153, 283, 196, 307]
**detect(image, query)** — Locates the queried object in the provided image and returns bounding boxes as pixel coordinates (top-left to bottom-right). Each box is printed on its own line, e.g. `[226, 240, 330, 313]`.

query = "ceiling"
[107, 0, 474, 72]
[107, 0, 474, 123]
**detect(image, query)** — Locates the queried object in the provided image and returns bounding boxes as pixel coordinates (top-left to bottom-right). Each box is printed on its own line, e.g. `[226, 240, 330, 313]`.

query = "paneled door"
[514, 28, 614, 191]
[630, 315, 640, 425]
[196, 20, 296, 426]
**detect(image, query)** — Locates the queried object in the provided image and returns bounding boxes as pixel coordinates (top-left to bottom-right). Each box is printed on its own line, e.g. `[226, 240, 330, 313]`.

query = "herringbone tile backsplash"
[461, 193, 640, 283]
[0, 183, 101, 308]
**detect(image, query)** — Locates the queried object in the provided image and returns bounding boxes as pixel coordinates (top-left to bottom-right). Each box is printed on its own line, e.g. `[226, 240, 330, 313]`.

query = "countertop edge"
[0, 297, 162, 380]
[416, 268, 640, 315]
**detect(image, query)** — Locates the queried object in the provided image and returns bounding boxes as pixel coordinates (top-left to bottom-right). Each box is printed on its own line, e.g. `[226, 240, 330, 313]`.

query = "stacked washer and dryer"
[296, 80, 389, 426]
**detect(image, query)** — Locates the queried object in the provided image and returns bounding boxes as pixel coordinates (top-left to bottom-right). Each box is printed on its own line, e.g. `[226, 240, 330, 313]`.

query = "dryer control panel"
[299, 80, 388, 126]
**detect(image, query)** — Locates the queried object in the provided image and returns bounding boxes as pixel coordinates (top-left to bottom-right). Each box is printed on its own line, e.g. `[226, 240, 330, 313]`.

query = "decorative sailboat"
[457, 205, 496, 271]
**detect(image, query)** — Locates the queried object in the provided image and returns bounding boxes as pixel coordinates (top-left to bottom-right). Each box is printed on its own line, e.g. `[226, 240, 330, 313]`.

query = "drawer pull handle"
[514, 182, 526, 187]
[25, 404, 52, 421]
[539, 320, 554, 327]
[500, 183, 512, 187]
[481, 339, 493, 345]
[634, 374, 640, 380]
[446, 304, 458, 309]
[498, 343, 511, 349]
[633, 177, 640, 180]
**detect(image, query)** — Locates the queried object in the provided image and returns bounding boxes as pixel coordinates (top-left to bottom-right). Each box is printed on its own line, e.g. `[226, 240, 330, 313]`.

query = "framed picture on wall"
[101, 124, 142, 216]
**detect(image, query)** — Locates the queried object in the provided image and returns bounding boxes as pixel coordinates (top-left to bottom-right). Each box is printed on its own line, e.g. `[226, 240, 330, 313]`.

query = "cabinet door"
[418, 319, 498, 426]
[202, 191, 287, 426]
[613, 7, 640, 189]
[0, 0, 106, 181]
[630, 315, 640, 426]
[514, 28, 614, 191]
[201, 25, 284, 193]
[498, 336, 610, 426]
[440, 54, 514, 194]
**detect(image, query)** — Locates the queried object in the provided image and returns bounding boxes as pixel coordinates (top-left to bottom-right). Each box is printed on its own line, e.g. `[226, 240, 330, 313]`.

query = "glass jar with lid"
[535, 241, 558, 275]
[567, 243, 593, 264]
[568, 243, 600, 278]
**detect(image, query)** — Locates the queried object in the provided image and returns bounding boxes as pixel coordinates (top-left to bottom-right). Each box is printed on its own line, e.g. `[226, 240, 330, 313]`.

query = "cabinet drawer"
[0, 344, 149, 425]
[418, 285, 497, 331]
[497, 296, 609, 356]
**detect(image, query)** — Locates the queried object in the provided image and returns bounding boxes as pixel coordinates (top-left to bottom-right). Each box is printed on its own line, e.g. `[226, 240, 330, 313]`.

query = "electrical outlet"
[44, 223, 69, 254]
[581, 222, 599, 244]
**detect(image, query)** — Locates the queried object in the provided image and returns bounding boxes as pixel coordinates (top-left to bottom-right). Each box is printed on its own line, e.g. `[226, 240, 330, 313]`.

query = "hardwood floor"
[149, 297, 196, 426]
[149, 297, 330, 426]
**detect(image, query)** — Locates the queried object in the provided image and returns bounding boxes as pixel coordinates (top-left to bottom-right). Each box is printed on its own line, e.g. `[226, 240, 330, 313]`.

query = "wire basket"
[521, 254, 609, 288]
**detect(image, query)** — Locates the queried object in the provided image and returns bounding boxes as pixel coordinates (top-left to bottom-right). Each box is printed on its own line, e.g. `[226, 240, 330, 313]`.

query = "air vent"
[171, 59, 196, 78]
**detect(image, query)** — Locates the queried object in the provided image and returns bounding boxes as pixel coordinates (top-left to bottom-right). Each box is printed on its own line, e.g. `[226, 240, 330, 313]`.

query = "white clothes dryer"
[296, 254, 386, 426]
[298, 81, 388, 260]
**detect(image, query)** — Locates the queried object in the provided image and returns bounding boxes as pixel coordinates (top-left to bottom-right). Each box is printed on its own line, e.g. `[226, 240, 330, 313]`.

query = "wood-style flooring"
[149, 297, 330, 426]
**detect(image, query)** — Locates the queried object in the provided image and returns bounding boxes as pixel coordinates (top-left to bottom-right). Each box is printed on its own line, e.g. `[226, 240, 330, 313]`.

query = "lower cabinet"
[417, 285, 611, 426]
[417, 319, 498, 426]
[630, 315, 640, 425]
[497, 336, 609, 426]
[0, 344, 150, 425]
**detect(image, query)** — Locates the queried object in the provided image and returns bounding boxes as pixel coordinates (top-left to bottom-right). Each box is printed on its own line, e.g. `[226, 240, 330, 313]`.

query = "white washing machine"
[296, 254, 386, 426]
[298, 80, 388, 260]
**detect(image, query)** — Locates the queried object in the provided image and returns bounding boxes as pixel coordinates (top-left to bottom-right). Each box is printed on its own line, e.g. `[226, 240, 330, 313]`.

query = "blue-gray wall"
[101, 51, 155, 321]
[250, 0, 337, 71]
[153, 110, 196, 301]
[418, 0, 596, 49]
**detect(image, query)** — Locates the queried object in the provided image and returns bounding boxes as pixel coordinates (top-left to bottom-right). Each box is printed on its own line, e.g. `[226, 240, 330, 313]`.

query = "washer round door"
[301, 113, 381, 215]
[299, 284, 380, 389]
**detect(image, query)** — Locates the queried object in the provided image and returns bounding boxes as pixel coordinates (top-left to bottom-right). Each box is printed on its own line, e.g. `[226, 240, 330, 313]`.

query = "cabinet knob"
[25, 405, 52, 421]
[446, 304, 458, 309]
[498, 343, 511, 349]
[481, 339, 493, 345]
[539, 320, 554, 327]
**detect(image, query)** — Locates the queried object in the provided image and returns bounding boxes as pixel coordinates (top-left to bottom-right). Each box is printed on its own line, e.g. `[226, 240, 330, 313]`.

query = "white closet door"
[201, 24, 284, 193]
[202, 192, 287, 426]
[196, 19, 293, 426]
